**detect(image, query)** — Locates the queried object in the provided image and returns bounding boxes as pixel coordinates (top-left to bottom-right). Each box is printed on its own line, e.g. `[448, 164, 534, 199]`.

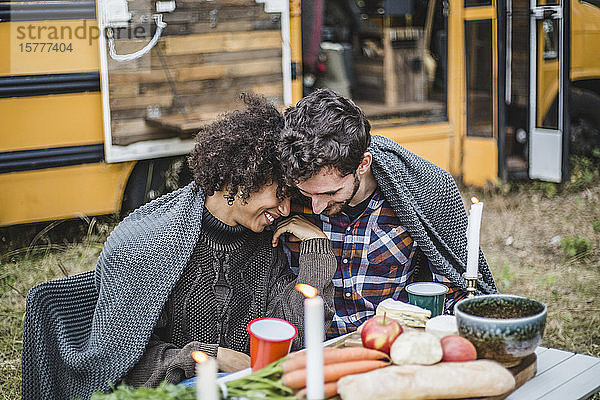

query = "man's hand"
[216, 348, 251, 372]
[272, 215, 328, 247]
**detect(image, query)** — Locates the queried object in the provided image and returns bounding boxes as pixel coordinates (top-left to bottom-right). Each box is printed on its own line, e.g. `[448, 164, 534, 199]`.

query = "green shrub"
[560, 236, 593, 258]
[538, 274, 557, 288]
[499, 264, 515, 290]
[565, 155, 600, 193]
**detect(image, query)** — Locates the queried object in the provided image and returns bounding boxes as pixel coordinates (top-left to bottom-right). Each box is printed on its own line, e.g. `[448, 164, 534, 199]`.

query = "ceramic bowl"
[455, 294, 547, 367]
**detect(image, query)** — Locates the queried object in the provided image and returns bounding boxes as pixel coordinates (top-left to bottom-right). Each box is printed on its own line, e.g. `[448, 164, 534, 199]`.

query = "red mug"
[246, 317, 297, 371]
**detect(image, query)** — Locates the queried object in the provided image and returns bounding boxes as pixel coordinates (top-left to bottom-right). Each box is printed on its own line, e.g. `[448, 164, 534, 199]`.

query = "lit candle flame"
[296, 283, 318, 298]
[192, 351, 209, 363]
[471, 197, 479, 204]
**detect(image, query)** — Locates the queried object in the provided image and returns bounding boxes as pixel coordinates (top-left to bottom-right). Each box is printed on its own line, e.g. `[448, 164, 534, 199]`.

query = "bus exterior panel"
[373, 123, 455, 174]
[0, 92, 103, 152]
[571, 0, 600, 82]
[0, 19, 100, 77]
[0, 162, 134, 226]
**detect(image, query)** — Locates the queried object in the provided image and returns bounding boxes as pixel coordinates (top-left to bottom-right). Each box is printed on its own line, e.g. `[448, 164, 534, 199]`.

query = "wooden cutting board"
[335, 331, 538, 400]
[467, 353, 537, 400]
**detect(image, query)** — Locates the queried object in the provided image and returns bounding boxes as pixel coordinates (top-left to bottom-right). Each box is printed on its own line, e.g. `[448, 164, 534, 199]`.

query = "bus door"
[462, 0, 499, 186]
[528, 0, 568, 182]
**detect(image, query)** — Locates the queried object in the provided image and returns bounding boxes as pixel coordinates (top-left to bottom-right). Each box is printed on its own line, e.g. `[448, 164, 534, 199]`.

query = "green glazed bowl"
[455, 294, 547, 367]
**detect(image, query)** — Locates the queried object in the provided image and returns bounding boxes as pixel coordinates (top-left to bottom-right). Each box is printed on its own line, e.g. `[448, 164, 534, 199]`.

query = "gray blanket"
[23, 184, 205, 400]
[369, 135, 496, 294]
[21, 135, 496, 400]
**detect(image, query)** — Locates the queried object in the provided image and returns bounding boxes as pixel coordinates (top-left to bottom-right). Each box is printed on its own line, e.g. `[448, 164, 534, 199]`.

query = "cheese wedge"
[376, 298, 431, 328]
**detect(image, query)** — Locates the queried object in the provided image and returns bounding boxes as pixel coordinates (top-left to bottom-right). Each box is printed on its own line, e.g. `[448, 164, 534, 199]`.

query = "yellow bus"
[1, 0, 599, 226]
[296, 0, 600, 184]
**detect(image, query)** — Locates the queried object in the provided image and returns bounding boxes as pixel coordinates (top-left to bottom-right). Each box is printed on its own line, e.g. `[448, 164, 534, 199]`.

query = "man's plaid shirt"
[283, 189, 465, 338]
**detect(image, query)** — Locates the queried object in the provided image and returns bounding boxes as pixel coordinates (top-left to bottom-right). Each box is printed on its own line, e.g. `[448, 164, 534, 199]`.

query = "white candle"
[296, 284, 324, 400]
[192, 351, 218, 400]
[466, 198, 483, 279]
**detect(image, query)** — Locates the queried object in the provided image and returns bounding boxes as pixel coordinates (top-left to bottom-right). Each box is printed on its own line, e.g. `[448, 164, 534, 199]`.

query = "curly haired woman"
[21, 95, 336, 400]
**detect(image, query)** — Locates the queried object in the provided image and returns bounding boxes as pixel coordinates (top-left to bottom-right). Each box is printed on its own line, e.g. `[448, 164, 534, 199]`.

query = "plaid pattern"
[283, 189, 465, 338]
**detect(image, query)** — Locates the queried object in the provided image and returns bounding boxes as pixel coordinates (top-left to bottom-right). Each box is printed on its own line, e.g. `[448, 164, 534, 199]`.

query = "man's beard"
[322, 173, 361, 216]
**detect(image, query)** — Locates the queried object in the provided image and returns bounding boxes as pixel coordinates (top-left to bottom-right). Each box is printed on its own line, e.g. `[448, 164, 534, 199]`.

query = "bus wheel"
[569, 88, 600, 156]
[121, 156, 191, 217]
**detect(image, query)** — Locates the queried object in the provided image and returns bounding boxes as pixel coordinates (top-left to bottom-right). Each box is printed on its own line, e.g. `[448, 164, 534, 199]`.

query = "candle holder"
[463, 273, 482, 298]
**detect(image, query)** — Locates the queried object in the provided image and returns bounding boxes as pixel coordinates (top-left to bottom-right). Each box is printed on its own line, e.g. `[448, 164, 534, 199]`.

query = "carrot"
[295, 382, 338, 399]
[282, 347, 390, 373]
[281, 360, 390, 389]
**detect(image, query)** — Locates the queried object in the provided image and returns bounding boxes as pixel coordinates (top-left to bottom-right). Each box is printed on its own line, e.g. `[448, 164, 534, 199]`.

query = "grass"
[0, 216, 118, 400]
[478, 185, 600, 356]
[2, 178, 600, 399]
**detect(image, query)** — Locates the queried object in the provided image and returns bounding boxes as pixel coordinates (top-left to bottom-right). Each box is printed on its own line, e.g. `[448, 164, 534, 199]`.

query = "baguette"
[337, 360, 515, 400]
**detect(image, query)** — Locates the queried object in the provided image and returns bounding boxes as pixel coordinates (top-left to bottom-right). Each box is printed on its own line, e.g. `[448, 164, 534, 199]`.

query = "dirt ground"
[1, 180, 599, 400]
[476, 183, 600, 356]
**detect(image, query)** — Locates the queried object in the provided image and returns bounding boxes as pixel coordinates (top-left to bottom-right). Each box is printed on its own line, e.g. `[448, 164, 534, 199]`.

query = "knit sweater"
[124, 209, 336, 387]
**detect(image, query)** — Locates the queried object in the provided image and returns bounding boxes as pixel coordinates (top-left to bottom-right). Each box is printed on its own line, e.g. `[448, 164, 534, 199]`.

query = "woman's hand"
[272, 215, 327, 247]
[216, 348, 251, 372]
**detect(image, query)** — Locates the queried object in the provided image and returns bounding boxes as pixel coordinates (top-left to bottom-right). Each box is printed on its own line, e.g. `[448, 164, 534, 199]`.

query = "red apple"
[361, 315, 403, 355]
[440, 335, 477, 362]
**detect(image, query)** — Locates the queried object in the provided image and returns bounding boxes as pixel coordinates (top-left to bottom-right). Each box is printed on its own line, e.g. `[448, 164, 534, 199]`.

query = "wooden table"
[217, 342, 600, 399]
[505, 347, 600, 400]
[326, 333, 600, 399]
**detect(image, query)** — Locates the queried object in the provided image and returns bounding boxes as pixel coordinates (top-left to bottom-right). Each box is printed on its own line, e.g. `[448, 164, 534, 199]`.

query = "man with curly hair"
[22, 95, 336, 400]
[274, 89, 497, 339]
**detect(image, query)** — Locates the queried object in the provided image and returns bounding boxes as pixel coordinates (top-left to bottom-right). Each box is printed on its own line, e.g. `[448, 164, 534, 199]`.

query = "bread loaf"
[337, 360, 516, 400]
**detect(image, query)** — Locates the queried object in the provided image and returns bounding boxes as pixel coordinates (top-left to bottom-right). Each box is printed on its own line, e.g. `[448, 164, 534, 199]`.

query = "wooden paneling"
[176, 58, 281, 81]
[163, 30, 281, 55]
[106, 0, 283, 145]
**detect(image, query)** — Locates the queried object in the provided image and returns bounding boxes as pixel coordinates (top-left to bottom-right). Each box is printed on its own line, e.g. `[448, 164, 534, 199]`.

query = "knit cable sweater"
[124, 209, 336, 387]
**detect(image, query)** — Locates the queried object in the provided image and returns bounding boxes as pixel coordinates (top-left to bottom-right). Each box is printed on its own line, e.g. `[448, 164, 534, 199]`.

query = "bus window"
[543, 19, 558, 60]
[465, 19, 493, 137]
[537, 0, 560, 6]
[582, 0, 600, 8]
[301, 0, 448, 125]
[465, 0, 492, 8]
[537, 17, 560, 130]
